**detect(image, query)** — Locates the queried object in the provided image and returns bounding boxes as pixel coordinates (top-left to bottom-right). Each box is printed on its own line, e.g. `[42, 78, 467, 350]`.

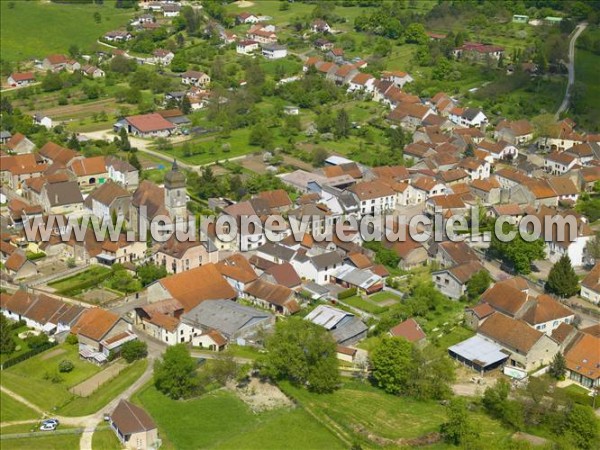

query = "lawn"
[342, 296, 387, 315]
[48, 266, 112, 297]
[91, 428, 121, 450]
[134, 385, 344, 450]
[58, 359, 147, 417]
[0, 433, 82, 450]
[0, 392, 39, 423]
[572, 46, 600, 131]
[0, 0, 134, 62]
[369, 291, 404, 304]
[1, 344, 146, 416]
[0, 325, 32, 364]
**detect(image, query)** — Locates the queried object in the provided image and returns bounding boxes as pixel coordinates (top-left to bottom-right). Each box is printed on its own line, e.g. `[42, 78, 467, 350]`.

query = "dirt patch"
[353, 424, 441, 447]
[40, 348, 66, 361]
[229, 377, 293, 412]
[377, 299, 398, 307]
[234, 0, 255, 7]
[70, 362, 126, 397]
[513, 432, 550, 446]
[79, 288, 120, 305]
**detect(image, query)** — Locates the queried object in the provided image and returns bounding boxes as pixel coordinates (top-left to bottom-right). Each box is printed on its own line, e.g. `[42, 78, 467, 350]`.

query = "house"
[580, 262, 600, 304]
[106, 156, 139, 190]
[389, 318, 426, 345]
[40, 180, 84, 214]
[449, 107, 488, 128]
[7, 72, 35, 87]
[154, 236, 216, 274]
[477, 140, 518, 161]
[5, 133, 35, 154]
[124, 113, 176, 138]
[292, 251, 343, 284]
[547, 177, 579, 203]
[81, 65, 105, 78]
[42, 54, 68, 71]
[33, 113, 53, 129]
[84, 180, 131, 222]
[381, 70, 414, 88]
[314, 38, 334, 51]
[432, 261, 487, 300]
[1, 290, 84, 334]
[152, 49, 174, 65]
[110, 400, 158, 450]
[330, 265, 383, 294]
[244, 279, 299, 315]
[433, 240, 480, 267]
[494, 119, 534, 145]
[0, 153, 47, 189]
[563, 333, 600, 389]
[347, 72, 375, 93]
[458, 157, 490, 180]
[349, 180, 396, 215]
[453, 42, 504, 61]
[72, 308, 136, 364]
[95, 237, 146, 267]
[513, 14, 529, 23]
[411, 176, 448, 201]
[312, 19, 331, 33]
[260, 262, 302, 289]
[181, 70, 210, 87]
[464, 302, 496, 330]
[388, 103, 434, 130]
[283, 105, 299, 116]
[305, 305, 368, 345]
[3, 250, 38, 280]
[103, 30, 132, 42]
[477, 313, 559, 371]
[326, 47, 344, 63]
[236, 39, 260, 54]
[544, 151, 577, 175]
[537, 119, 584, 152]
[68, 156, 108, 188]
[194, 330, 227, 351]
[38, 141, 80, 166]
[162, 3, 181, 17]
[237, 12, 259, 24]
[262, 44, 287, 60]
[565, 142, 600, 166]
[247, 27, 277, 44]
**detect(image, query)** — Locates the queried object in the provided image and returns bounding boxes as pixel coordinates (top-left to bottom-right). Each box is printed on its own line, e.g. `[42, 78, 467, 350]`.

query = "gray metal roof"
[448, 335, 509, 368]
[311, 251, 343, 270]
[257, 242, 295, 262]
[181, 300, 272, 339]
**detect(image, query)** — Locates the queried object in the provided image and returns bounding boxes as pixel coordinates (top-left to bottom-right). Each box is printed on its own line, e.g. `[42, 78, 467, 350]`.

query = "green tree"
[137, 263, 167, 286]
[249, 123, 273, 148]
[128, 152, 141, 171]
[121, 340, 148, 363]
[405, 23, 428, 44]
[464, 143, 475, 157]
[466, 270, 492, 300]
[262, 318, 339, 393]
[546, 255, 579, 297]
[311, 147, 329, 167]
[370, 336, 418, 395]
[41, 71, 63, 92]
[441, 398, 479, 445]
[549, 352, 567, 380]
[170, 52, 188, 73]
[334, 108, 350, 139]
[119, 127, 131, 151]
[0, 315, 16, 354]
[154, 344, 199, 399]
[563, 405, 599, 449]
[181, 95, 191, 115]
[490, 223, 545, 274]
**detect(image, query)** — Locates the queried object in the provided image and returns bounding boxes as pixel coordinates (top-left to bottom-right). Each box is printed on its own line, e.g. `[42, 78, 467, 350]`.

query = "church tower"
[164, 159, 187, 220]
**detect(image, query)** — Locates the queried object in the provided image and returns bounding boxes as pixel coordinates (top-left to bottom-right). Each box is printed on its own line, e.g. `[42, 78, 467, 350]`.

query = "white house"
[152, 49, 174, 66]
[347, 73, 375, 93]
[236, 40, 260, 55]
[458, 158, 491, 180]
[349, 180, 396, 215]
[33, 113, 53, 129]
[581, 263, 600, 304]
[449, 107, 488, 128]
[7, 72, 35, 87]
[381, 70, 414, 88]
[181, 70, 210, 87]
[291, 251, 343, 284]
[262, 44, 287, 60]
[544, 151, 578, 175]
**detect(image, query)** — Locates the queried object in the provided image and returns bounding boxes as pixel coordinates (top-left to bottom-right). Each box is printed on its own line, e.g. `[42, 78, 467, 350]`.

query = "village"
[0, 1, 599, 449]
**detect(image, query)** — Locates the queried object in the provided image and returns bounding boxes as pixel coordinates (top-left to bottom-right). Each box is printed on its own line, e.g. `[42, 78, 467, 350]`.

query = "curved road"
[555, 22, 588, 120]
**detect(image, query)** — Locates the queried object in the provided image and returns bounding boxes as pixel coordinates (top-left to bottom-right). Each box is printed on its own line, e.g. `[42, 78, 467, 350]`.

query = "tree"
[466, 270, 492, 300]
[563, 405, 599, 450]
[128, 152, 141, 171]
[58, 360, 74, 373]
[546, 255, 579, 297]
[441, 398, 479, 445]
[405, 23, 428, 45]
[464, 143, 475, 157]
[121, 340, 148, 363]
[137, 263, 167, 286]
[0, 315, 16, 354]
[311, 147, 329, 167]
[334, 108, 350, 139]
[370, 337, 418, 395]
[154, 344, 200, 399]
[181, 95, 191, 115]
[489, 223, 545, 274]
[585, 230, 600, 263]
[41, 71, 63, 92]
[110, 55, 136, 74]
[119, 127, 131, 151]
[249, 123, 273, 148]
[170, 52, 188, 73]
[549, 352, 567, 380]
[262, 318, 339, 393]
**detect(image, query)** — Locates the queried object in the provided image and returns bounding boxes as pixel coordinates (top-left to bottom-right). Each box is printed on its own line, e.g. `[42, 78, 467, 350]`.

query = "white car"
[39, 422, 57, 431]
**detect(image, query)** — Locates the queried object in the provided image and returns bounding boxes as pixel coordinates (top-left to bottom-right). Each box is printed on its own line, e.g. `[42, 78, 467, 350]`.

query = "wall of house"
[581, 286, 600, 304]
[433, 272, 465, 300]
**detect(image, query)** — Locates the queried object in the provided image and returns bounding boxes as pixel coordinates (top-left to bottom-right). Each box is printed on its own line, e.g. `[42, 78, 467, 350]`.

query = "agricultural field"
[0, 433, 82, 450]
[134, 385, 345, 450]
[1, 343, 146, 416]
[0, 0, 134, 62]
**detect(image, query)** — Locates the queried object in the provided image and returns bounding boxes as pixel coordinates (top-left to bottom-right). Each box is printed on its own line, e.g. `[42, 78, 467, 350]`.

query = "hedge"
[1, 341, 57, 370]
[338, 287, 357, 300]
[56, 271, 113, 296]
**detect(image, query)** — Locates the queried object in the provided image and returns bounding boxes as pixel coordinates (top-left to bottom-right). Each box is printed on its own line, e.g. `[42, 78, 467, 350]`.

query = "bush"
[65, 334, 78, 345]
[121, 340, 148, 363]
[26, 333, 49, 350]
[43, 371, 64, 384]
[58, 359, 74, 373]
[338, 287, 358, 299]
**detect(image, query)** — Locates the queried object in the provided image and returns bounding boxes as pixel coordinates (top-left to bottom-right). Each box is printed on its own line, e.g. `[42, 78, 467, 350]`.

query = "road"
[555, 22, 588, 120]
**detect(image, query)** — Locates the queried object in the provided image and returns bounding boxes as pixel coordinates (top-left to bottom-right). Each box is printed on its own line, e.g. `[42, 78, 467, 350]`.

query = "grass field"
[0, 433, 82, 450]
[0, 0, 134, 62]
[134, 385, 344, 450]
[342, 296, 387, 314]
[0, 392, 39, 423]
[1, 344, 146, 416]
[48, 266, 112, 297]
[572, 47, 600, 131]
[91, 428, 121, 450]
[0, 325, 32, 364]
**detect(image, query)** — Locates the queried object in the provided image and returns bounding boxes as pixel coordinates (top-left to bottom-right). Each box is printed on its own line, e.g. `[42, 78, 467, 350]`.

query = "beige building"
[110, 399, 159, 449]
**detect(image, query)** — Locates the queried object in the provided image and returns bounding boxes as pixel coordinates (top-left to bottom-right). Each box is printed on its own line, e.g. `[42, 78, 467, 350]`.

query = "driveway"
[555, 22, 588, 119]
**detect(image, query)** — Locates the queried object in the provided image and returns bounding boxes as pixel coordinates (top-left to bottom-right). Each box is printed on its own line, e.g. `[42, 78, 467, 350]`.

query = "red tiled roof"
[125, 113, 176, 133]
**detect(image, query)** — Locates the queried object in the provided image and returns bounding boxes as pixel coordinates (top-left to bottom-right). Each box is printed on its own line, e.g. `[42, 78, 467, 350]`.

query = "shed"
[448, 335, 509, 374]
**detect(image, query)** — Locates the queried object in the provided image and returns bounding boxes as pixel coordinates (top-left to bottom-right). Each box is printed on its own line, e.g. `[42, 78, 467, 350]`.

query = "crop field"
[0, 0, 134, 62]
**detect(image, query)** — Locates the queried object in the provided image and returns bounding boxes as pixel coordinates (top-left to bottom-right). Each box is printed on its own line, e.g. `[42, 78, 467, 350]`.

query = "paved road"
[555, 22, 588, 119]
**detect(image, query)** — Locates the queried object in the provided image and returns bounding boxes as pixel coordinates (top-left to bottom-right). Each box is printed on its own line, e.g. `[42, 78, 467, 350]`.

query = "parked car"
[42, 419, 59, 426]
[39, 422, 57, 431]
